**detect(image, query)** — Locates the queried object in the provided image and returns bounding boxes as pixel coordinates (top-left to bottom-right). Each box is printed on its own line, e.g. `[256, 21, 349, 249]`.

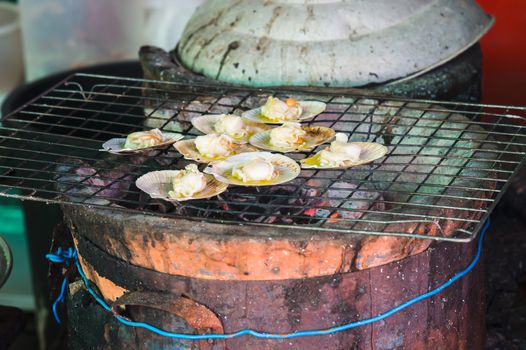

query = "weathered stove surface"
[176, 0, 493, 87]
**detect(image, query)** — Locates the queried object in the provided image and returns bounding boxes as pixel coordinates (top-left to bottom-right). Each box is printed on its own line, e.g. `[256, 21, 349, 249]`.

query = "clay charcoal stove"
[0, 73, 526, 349]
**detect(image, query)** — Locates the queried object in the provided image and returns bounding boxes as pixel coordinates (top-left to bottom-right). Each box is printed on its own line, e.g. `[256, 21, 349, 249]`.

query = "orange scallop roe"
[285, 98, 298, 107]
[138, 134, 163, 143]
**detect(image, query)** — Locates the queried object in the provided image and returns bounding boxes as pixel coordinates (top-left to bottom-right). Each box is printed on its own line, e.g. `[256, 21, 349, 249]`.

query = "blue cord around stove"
[46, 219, 490, 340]
[45, 247, 76, 323]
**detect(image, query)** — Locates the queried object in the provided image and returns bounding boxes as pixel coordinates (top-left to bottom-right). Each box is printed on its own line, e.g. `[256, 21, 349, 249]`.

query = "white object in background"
[18, 0, 144, 81]
[0, 234, 35, 311]
[0, 3, 23, 103]
[142, 0, 205, 51]
[18, 0, 205, 82]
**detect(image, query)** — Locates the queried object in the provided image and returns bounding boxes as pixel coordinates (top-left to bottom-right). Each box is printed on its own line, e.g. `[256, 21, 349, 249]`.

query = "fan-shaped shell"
[301, 142, 388, 169]
[250, 126, 335, 153]
[204, 152, 300, 186]
[136, 170, 228, 202]
[101, 132, 183, 154]
[178, 0, 493, 87]
[242, 101, 326, 124]
[174, 139, 258, 163]
[191, 114, 271, 143]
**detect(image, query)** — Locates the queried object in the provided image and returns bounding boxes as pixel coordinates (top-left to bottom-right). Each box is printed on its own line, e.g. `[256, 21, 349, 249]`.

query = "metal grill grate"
[1, 73, 526, 242]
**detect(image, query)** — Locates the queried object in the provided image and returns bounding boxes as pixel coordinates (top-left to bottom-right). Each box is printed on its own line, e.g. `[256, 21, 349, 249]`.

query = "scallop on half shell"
[204, 152, 300, 186]
[242, 101, 327, 124]
[136, 170, 228, 202]
[191, 114, 271, 143]
[250, 125, 335, 153]
[174, 138, 258, 163]
[300, 142, 388, 169]
[101, 130, 183, 154]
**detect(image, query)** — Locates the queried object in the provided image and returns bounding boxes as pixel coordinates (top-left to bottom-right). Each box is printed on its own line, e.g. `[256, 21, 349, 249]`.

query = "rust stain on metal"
[256, 36, 270, 52]
[265, 6, 283, 35]
[192, 15, 242, 70]
[215, 41, 240, 80]
[179, 0, 243, 54]
[180, 11, 225, 54]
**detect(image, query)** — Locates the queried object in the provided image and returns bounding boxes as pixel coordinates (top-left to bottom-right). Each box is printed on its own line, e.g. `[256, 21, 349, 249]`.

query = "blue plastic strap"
[46, 247, 77, 323]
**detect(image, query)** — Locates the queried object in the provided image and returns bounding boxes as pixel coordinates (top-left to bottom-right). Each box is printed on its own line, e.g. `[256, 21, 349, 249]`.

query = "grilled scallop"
[301, 133, 388, 169]
[242, 97, 326, 124]
[136, 164, 228, 202]
[204, 152, 300, 186]
[250, 122, 335, 153]
[174, 134, 258, 163]
[191, 114, 270, 143]
[101, 129, 183, 154]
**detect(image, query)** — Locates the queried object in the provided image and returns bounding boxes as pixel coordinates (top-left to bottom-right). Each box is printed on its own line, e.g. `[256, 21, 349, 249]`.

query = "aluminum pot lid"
[176, 0, 493, 87]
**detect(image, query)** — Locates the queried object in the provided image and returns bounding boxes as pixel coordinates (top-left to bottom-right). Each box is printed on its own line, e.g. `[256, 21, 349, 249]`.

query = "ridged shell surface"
[301, 142, 388, 169]
[174, 139, 258, 163]
[250, 126, 335, 152]
[204, 152, 300, 186]
[242, 101, 326, 124]
[136, 170, 228, 201]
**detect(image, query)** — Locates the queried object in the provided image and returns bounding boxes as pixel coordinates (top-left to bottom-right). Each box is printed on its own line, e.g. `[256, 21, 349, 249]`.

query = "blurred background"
[0, 0, 205, 311]
[0, 0, 524, 349]
[0, 1, 206, 348]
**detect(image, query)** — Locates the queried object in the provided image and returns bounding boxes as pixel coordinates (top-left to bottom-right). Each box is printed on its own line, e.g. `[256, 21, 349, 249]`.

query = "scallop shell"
[191, 114, 271, 143]
[300, 142, 388, 169]
[242, 101, 327, 124]
[204, 152, 300, 186]
[250, 126, 335, 153]
[135, 170, 228, 202]
[101, 132, 183, 154]
[174, 139, 258, 163]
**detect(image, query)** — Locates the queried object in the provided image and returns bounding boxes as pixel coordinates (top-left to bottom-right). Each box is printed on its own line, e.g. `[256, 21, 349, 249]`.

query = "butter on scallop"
[232, 158, 275, 182]
[261, 97, 302, 121]
[214, 114, 248, 139]
[168, 164, 207, 199]
[124, 129, 164, 149]
[319, 133, 361, 167]
[269, 122, 307, 148]
[195, 134, 234, 158]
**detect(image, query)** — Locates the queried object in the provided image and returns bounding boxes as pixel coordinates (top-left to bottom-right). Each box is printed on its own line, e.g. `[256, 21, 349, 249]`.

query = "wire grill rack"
[1, 73, 526, 242]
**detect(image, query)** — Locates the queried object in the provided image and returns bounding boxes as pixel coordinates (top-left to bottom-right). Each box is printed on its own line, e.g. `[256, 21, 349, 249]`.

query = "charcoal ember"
[143, 107, 183, 132]
[177, 96, 220, 123]
[239, 94, 268, 110]
[134, 191, 190, 216]
[328, 182, 385, 219]
[56, 159, 134, 204]
[193, 180, 385, 226]
[301, 180, 384, 224]
[216, 94, 246, 109]
[211, 185, 307, 224]
[150, 149, 182, 167]
[144, 95, 238, 133]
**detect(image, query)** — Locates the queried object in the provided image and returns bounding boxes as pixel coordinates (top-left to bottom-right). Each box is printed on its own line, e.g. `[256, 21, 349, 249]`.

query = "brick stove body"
[63, 204, 486, 350]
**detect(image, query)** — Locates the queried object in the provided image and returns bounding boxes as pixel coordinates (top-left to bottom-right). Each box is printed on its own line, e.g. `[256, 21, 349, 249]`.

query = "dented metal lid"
[177, 0, 493, 87]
